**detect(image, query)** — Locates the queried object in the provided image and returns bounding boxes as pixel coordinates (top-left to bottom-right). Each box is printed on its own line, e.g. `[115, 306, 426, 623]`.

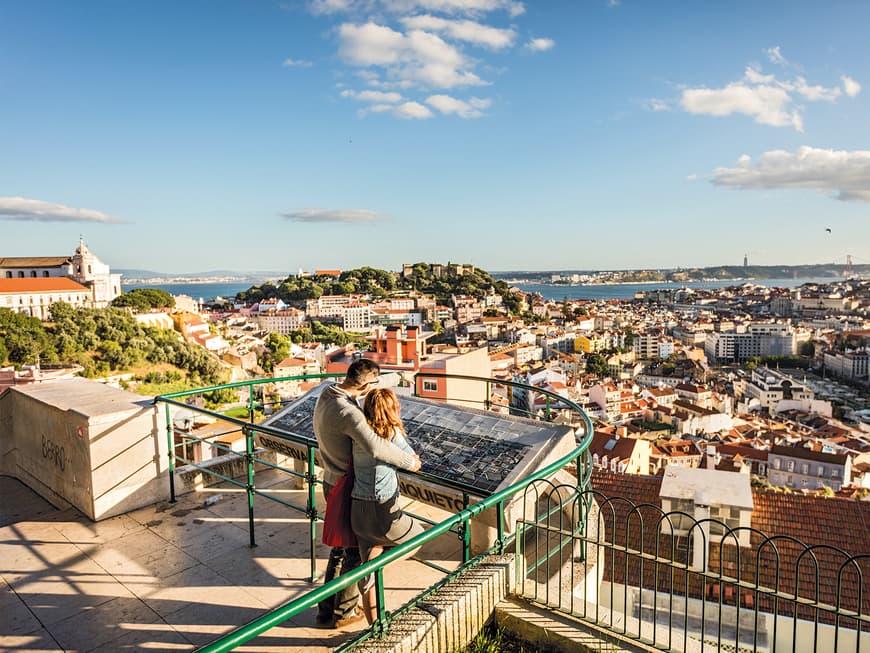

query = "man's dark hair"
[345, 358, 380, 388]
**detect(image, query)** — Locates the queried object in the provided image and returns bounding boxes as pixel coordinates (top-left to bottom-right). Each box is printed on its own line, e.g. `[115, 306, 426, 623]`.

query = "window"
[817, 465, 824, 477]
[43, 271, 49, 277]
[773, 458, 781, 470]
[801, 463, 809, 475]
[786, 460, 794, 472]
[4, 271, 10, 278]
[832, 468, 840, 478]
[422, 380, 438, 392]
[30, 271, 36, 277]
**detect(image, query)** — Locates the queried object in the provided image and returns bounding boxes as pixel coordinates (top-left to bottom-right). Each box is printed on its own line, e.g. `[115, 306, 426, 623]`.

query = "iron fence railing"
[154, 372, 594, 651]
[516, 480, 870, 653]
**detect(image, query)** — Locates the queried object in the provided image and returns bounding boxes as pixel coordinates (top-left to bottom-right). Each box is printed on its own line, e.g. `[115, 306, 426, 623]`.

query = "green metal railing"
[516, 480, 870, 653]
[154, 372, 594, 651]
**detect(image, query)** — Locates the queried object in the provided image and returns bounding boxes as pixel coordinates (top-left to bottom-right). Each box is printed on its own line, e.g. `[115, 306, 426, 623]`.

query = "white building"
[0, 278, 92, 320]
[343, 305, 372, 333]
[823, 350, 869, 383]
[256, 309, 307, 334]
[0, 239, 122, 310]
[704, 322, 796, 363]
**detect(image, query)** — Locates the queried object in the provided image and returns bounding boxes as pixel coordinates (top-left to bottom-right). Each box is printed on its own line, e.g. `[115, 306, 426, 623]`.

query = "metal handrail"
[154, 372, 594, 652]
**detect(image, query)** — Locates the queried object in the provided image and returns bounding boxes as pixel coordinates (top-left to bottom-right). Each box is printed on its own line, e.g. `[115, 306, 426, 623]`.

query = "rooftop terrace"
[1, 473, 458, 652]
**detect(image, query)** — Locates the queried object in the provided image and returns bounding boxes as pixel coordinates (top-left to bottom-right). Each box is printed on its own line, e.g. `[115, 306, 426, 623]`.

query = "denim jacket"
[352, 428, 415, 503]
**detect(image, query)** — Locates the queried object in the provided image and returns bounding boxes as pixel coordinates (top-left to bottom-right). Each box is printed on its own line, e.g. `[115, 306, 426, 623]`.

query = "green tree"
[111, 288, 175, 312]
[585, 353, 609, 376]
[0, 309, 54, 366]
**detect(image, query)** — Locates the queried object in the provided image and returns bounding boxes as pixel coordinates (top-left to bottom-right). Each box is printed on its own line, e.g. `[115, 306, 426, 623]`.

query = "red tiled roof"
[0, 277, 89, 293]
[0, 256, 71, 267]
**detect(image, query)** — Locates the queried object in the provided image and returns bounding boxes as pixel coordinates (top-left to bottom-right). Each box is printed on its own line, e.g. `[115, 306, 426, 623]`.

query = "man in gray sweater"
[314, 358, 421, 628]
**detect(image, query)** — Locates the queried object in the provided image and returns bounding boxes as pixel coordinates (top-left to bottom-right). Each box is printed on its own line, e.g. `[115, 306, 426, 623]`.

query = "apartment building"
[256, 308, 307, 334]
[768, 444, 852, 490]
[704, 322, 796, 363]
[823, 349, 869, 383]
[742, 367, 814, 411]
[342, 305, 372, 332]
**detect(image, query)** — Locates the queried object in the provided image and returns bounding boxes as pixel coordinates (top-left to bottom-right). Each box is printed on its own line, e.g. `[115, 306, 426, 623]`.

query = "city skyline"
[2, 1, 869, 273]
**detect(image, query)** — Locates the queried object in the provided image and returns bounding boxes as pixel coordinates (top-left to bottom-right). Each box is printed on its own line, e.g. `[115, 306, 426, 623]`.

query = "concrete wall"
[0, 378, 168, 521]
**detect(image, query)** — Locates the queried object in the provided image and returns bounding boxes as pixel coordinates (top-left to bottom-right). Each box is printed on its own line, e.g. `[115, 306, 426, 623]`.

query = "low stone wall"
[0, 378, 168, 521]
[354, 554, 515, 653]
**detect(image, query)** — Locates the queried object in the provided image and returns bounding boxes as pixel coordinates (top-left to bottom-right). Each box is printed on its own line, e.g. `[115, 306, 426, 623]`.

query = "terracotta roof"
[590, 471, 870, 620]
[0, 256, 71, 267]
[0, 278, 89, 293]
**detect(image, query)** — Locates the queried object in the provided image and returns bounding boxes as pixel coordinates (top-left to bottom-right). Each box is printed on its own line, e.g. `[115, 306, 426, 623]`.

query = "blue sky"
[1, 0, 868, 274]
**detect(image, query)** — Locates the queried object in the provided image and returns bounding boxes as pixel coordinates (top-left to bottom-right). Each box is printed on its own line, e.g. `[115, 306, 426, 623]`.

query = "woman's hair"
[363, 388, 406, 440]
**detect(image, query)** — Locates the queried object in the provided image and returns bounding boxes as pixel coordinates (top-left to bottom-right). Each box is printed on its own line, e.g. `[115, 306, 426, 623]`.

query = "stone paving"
[0, 472, 461, 653]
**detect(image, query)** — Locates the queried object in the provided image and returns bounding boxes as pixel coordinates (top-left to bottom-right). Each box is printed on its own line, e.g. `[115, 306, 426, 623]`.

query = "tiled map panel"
[260, 390, 569, 494]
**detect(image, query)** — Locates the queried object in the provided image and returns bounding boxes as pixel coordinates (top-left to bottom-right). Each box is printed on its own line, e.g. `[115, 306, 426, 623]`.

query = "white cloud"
[525, 37, 554, 52]
[766, 46, 787, 65]
[0, 197, 126, 223]
[393, 101, 435, 118]
[645, 98, 671, 112]
[681, 80, 802, 130]
[341, 89, 404, 102]
[282, 58, 313, 67]
[308, 0, 353, 15]
[281, 208, 389, 223]
[786, 76, 841, 102]
[607, 0, 620, 7]
[384, 0, 524, 17]
[842, 75, 862, 97]
[677, 61, 857, 131]
[426, 93, 491, 117]
[309, 0, 540, 119]
[339, 22, 486, 89]
[400, 14, 516, 49]
[364, 101, 434, 118]
[709, 146, 870, 202]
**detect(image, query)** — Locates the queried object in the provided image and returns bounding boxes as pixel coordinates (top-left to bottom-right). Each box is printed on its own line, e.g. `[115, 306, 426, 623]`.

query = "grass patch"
[460, 624, 538, 653]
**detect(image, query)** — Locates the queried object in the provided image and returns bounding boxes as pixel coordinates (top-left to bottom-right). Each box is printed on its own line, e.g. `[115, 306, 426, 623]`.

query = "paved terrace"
[1, 473, 461, 653]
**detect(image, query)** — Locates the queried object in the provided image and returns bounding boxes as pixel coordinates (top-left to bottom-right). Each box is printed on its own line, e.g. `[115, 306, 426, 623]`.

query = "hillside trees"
[0, 309, 56, 366]
[111, 288, 175, 312]
[0, 304, 224, 387]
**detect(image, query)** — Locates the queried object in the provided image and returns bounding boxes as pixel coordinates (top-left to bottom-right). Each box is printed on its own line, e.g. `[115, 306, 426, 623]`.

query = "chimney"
[616, 426, 628, 439]
[706, 444, 717, 470]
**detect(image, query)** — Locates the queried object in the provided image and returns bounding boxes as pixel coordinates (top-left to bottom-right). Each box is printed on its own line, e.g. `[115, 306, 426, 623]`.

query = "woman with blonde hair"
[351, 388, 424, 623]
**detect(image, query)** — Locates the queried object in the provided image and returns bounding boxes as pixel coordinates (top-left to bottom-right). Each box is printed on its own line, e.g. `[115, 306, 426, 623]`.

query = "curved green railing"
[154, 372, 594, 652]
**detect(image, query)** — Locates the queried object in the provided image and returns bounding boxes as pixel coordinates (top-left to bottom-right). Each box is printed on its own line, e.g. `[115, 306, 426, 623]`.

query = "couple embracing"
[313, 358, 424, 629]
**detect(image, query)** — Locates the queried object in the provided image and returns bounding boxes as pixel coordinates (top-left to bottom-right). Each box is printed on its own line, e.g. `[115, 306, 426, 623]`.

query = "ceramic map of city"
[260, 391, 560, 494]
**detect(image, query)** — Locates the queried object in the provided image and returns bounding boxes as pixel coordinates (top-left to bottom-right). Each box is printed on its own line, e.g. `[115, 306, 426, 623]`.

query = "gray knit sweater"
[314, 383, 416, 486]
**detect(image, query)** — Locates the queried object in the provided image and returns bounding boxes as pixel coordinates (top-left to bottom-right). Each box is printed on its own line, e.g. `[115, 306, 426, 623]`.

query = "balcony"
[2, 373, 868, 652]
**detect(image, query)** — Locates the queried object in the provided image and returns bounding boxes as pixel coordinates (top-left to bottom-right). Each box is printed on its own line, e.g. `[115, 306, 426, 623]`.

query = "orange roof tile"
[0, 277, 89, 293]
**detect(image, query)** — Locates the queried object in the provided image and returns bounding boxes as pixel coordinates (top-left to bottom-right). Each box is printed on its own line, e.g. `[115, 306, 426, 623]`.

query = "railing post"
[164, 402, 176, 503]
[307, 443, 318, 582]
[245, 425, 256, 548]
[545, 396, 551, 420]
[248, 383, 255, 424]
[461, 492, 471, 564]
[496, 499, 505, 554]
[373, 568, 388, 638]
